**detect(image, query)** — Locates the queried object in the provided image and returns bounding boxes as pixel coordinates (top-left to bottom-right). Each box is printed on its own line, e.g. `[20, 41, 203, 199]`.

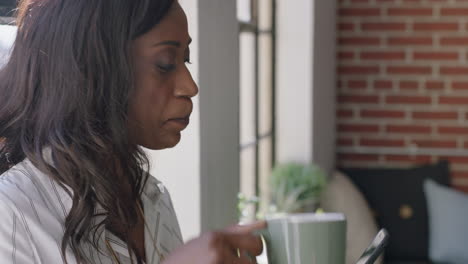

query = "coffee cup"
[257, 213, 346, 264]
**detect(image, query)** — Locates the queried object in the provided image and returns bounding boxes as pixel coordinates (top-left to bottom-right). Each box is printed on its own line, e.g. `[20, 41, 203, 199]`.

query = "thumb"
[224, 221, 267, 234]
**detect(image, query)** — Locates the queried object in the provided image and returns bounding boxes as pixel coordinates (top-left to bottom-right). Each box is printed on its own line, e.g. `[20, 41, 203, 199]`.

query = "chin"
[146, 133, 181, 150]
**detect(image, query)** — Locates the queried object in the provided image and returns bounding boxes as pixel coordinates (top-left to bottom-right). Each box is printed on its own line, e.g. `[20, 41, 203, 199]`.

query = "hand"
[163, 221, 266, 264]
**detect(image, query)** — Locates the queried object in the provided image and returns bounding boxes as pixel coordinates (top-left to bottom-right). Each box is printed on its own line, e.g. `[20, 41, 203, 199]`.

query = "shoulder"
[0, 161, 74, 262]
[0, 160, 70, 235]
[0, 162, 39, 216]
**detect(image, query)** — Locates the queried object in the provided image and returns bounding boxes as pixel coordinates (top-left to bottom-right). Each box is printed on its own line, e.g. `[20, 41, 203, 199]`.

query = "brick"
[339, 8, 380, 16]
[440, 156, 468, 164]
[388, 37, 432, 46]
[413, 22, 459, 31]
[337, 154, 379, 162]
[413, 52, 458, 60]
[374, 80, 393, 89]
[452, 81, 468, 90]
[386, 95, 431, 104]
[338, 124, 380, 133]
[386, 125, 432, 134]
[440, 66, 468, 75]
[348, 80, 367, 89]
[425, 81, 444, 90]
[338, 51, 355, 60]
[384, 155, 432, 163]
[441, 8, 468, 16]
[361, 51, 405, 60]
[339, 37, 381, 46]
[412, 139, 457, 148]
[360, 138, 406, 147]
[361, 109, 406, 118]
[362, 22, 406, 31]
[438, 126, 468, 134]
[337, 109, 354, 118]
[439, 96, 468, 105]
[440, 37, 468, 45]
[338, 65, 380, 75]
[337, 138, 354, 146]
[387, 66, 432, 75]
[452, 171, 468, 179]
[399, 81, 419, 90]
[338, 23, 355, 31]
[412, 111, 458, 120]
[388, 8, 432, 16]
[338, 95, 380, 104]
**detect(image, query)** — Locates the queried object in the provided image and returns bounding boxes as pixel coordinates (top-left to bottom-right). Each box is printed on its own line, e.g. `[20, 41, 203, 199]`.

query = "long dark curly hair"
[0, 0, 174, 262]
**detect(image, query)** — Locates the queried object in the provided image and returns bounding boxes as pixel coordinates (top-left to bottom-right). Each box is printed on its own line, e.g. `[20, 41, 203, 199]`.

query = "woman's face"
[128, 3, 198, 150]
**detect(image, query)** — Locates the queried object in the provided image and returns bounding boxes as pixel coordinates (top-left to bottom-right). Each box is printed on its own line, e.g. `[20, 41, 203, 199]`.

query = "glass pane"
[258, 34, 273, 135]
[258, 0, 272, 31]
[240, 146, 256, 221]
[240, 31, 256, 146]
[258, 136, 272, 214]
[237, 0, 251, 22]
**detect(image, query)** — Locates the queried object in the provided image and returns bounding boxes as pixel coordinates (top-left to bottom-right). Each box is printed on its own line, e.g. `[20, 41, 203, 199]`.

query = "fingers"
[220, 245, 255, 264]
[238, 250, 257, 264]
[224, 232, 263, 257]
[222, 221, 265, 260]
[225, 221, 267, 234]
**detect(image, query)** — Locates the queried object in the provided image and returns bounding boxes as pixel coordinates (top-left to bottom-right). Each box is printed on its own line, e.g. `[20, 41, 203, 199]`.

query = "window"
[0, 0, 16, 24]
[238, 0, 276, 219]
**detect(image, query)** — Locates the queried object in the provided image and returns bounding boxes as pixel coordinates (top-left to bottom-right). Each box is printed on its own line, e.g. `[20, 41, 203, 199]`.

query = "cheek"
[129, 71, 176, 148]
[133, 95, 165, 133]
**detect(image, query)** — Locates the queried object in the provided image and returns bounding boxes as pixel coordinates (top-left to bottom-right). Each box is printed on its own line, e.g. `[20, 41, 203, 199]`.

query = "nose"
[175, 66, 199, 98]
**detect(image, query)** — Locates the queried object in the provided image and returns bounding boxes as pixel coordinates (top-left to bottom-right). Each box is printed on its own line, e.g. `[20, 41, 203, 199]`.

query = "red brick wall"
[336, 0, 468, 192]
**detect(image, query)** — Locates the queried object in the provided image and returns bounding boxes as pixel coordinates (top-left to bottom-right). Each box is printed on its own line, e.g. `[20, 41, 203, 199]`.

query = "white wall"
[276, 0, 337, 174]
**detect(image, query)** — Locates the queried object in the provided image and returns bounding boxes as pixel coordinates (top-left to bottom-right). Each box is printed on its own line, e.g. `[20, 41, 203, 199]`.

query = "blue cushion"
[424, 179, 468, 264]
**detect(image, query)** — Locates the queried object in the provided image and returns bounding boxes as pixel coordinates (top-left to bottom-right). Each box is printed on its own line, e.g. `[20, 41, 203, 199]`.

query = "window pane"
[237, 0, 251, 22]
[240, 146, 256, 221]
[240, 31, 256, 146]
[0, 1, 15, 18]
[258, 34, 273, 135]
[258, 0, 272, 31]
[258, 136, 272, 213]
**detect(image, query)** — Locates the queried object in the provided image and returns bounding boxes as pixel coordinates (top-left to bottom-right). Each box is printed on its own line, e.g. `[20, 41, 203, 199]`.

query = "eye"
[157, 63, 176, 72]
[184, 48, 192, 64]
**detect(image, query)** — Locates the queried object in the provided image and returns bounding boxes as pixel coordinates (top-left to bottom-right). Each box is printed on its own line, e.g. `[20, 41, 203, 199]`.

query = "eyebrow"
[154, 37, 192, 47]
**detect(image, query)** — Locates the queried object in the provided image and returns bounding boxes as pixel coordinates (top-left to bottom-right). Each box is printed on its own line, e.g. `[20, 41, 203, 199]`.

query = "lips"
[165, 115, 190, 130]
[168, 117, 189, 126]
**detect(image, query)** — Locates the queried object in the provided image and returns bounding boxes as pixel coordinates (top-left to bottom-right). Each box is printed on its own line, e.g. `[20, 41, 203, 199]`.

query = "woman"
[0, 0, 264, 263]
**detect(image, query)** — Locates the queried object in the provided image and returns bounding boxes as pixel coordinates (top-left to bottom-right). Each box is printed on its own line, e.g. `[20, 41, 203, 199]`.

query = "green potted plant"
[269, 162, 326, 214]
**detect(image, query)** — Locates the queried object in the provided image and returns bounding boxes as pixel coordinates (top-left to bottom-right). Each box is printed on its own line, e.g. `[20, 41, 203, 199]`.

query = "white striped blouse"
[0, 158, 184, 264]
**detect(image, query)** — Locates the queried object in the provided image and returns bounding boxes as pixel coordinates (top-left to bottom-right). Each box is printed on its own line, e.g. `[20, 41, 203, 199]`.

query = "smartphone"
[355, 229, 389, 264]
